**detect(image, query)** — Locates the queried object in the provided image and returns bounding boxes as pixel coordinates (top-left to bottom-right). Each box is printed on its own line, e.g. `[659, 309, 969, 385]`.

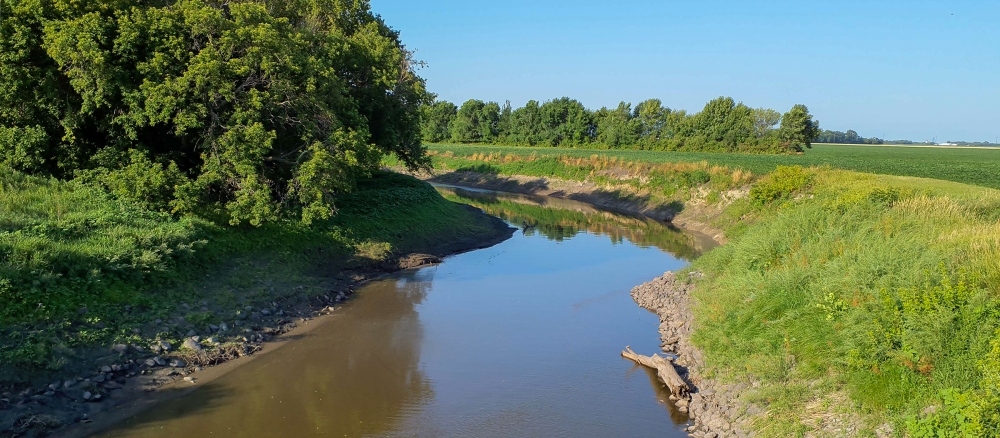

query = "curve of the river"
[93, 186, 715, 438]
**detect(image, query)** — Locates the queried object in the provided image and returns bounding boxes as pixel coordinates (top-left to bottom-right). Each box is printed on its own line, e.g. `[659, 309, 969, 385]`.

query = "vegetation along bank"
[0, 1, 510, 436]
[408, 144, 1000, 437]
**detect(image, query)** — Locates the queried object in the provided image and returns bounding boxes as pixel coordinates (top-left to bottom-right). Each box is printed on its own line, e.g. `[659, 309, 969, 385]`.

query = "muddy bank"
[631, 272, 763, 438]
[420, 171, 729, 244]
[0, 205, 515, 438]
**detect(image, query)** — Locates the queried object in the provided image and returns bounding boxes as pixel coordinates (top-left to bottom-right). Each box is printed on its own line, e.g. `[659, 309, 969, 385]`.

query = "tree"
[779, 105, 821, 151]
[751, 108, 782, 139]
[0, 0, 430, 225]
[420, 100, 457, 142]
[450, 99, 486, 143]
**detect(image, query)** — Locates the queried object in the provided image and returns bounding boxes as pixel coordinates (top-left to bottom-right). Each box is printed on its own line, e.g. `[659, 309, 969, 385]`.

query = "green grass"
[689, 170, 1000, 435]
[424, 143, 1000, 190]
[0, 169, 498, 383]
[409, 145, 1000, 435]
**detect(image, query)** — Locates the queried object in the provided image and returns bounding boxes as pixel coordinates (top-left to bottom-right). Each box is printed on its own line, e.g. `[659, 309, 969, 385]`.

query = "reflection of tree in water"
[104, 270, 436, 438]
[440, 188, 705, 261]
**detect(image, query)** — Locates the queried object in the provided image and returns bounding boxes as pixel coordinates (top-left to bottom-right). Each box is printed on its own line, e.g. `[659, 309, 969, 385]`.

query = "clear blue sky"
[371, 0, 999, 142]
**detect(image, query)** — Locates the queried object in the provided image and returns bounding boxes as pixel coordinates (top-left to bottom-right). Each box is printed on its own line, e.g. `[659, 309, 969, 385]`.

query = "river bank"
[403, 146, 1000, 436]
[0, 173, 515, 438]
[417, 170, 731, 245]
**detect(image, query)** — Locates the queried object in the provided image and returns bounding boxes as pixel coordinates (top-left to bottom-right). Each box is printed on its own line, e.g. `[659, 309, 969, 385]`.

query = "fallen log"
[622, 346, 689, 397]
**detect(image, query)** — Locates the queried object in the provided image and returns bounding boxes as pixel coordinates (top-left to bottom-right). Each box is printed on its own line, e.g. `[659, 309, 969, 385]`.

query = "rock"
[186, 329, 197, 337]
[183, 377, 196, 383]
[154, 357, 167, 366]
[169, 359, 187, 368]
[206, 337, 219, 345]
[112, 344, 128, 354]
[182, 338, 202, 351]
[101, 365, 112, 373]
[219, 323, 229, 332]
[95, 321, 106, 329]
[64, 380, 76, 389]
[260, 309, 271, 316]
[82, 391, 92, 400]
[78, 307, 89, 315]
[154, 319, 162, 324]
[93, 374, 106, 383]
[209, 324, 219, 331]
[158, 340, 172, 351]
[145, 359, 158, 367]
[112, 364, 121, 372]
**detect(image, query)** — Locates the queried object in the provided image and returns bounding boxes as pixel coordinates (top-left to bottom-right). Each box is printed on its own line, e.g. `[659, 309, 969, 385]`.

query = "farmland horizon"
[372, 0, 1000, 143]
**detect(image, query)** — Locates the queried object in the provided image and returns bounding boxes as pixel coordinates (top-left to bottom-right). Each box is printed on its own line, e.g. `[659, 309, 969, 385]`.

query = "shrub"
[748, 165, 813, 205]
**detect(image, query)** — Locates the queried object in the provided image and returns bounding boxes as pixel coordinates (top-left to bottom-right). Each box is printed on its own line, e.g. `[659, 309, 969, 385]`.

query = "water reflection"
[101, 270, 435, 438]
[435, 185, 714, 260]
[96, 187, 703, 438]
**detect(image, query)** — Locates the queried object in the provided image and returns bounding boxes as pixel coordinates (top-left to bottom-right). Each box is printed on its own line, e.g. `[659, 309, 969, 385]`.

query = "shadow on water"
[97, 269, 436, 438]
[436, 185, 712, 261]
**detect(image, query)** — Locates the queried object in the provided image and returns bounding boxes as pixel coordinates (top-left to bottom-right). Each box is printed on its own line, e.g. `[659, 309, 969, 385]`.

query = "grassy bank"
[0, 169, 505, 384]
[411, 145, 1000, 436]
[421, 143, 1000, 190]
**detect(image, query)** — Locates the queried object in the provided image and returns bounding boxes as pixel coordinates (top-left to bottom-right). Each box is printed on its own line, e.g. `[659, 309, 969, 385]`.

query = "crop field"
[425, 143, 1000, 190]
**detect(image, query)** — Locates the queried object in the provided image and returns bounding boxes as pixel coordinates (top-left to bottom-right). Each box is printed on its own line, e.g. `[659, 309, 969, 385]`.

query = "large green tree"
[420, 100, 457, 142]
[0, 0, 429, 225]
[779, 104, 821, 151]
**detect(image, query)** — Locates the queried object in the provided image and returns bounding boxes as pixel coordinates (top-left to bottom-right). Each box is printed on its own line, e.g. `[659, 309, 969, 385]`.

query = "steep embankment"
[0, 170, 514, 438]
[404, 147, 1000, 437]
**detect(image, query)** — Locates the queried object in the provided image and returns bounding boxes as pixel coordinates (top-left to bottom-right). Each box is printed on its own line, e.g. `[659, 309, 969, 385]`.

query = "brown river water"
[92, 187, 714, 438]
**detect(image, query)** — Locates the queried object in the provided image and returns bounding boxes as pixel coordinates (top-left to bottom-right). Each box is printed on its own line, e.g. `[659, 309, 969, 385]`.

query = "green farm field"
[426, 143, 1000, 190]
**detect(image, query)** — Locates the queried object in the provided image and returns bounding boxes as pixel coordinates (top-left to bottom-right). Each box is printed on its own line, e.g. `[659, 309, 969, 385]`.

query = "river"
[92, 186, 715, 438]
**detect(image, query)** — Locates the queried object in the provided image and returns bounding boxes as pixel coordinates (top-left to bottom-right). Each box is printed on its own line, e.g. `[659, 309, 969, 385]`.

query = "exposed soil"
[419, 170, 729, 244]
[0, 205, 515, 438]
[631, 272, 763, 438]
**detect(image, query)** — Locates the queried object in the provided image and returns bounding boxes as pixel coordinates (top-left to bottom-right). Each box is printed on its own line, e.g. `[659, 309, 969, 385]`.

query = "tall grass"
[690, 170, 1000, 435]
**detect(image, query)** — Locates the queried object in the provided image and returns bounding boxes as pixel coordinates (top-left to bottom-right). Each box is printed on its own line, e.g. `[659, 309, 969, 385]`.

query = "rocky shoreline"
[631, 271, 763, 438]
[0, 206, 515, 438]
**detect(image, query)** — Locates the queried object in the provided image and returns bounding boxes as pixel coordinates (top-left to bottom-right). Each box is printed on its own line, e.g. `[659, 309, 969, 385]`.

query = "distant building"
[937, 142, 958, 146]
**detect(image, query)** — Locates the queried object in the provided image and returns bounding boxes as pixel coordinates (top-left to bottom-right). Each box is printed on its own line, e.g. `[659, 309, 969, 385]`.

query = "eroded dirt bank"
[631, 272, 762, 438]
[421, 171, 729, 244]
[1, 205, 515, 438]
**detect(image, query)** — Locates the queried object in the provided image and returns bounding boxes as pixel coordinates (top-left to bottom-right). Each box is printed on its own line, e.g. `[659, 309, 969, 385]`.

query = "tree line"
[814, 129, 884, 144]
[420, 97, 820, 153]
[0, 0, 427, 226]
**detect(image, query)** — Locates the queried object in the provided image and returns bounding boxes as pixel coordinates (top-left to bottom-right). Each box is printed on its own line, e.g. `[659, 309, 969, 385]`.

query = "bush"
[748, 165, 814, 205]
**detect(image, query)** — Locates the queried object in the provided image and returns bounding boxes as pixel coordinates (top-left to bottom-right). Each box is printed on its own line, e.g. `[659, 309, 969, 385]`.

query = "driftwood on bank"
[622, 346, 690, 397]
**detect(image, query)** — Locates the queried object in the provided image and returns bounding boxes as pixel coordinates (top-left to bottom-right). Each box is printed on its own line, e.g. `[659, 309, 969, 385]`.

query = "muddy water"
[96, 187, 713, 438]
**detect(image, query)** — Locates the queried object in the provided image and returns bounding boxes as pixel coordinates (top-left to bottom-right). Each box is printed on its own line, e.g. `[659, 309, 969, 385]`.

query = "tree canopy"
[420, 96, 819, 154]
[0, 0, 428, 225]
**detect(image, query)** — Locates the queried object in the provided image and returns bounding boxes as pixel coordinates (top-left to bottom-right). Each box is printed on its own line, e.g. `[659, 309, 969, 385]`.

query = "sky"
[370, 0, 1000, 142]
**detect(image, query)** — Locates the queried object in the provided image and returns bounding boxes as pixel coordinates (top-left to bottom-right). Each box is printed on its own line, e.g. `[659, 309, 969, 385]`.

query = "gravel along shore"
[631, 272, 764, 438]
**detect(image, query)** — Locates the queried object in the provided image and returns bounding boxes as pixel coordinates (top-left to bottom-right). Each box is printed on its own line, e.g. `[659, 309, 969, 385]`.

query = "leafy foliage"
[419, 96, 819, 154]
[0, 0, 429, 225]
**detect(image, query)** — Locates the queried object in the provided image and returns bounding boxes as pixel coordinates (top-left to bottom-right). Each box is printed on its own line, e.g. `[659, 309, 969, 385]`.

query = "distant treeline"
[815, 130, 1000, 147]
[815, 129, 885, 145]
[420, 97, 820, 153]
